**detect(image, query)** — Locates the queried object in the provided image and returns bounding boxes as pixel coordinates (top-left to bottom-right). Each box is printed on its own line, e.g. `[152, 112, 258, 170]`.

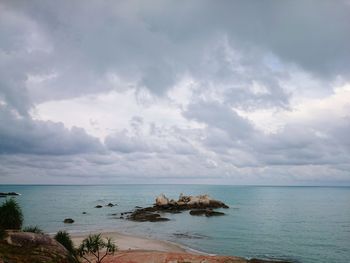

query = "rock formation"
[155, 193, 229, 209]
[125, 193, 229, 222]
[155, 194, 169, 206]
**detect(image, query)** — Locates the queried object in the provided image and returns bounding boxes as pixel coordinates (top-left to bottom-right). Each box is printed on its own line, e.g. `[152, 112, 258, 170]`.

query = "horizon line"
[1, 183, 349, 187]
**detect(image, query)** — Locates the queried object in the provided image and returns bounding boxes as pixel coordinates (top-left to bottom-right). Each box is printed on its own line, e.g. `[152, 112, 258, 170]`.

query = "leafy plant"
[55, 230, 79, 263]
[0, 227, 6, 239]
[23, 225, 44, 234]
[0, 198, 23, 230]
[77, 234, 117, 263]
[55, 231, 75, 254]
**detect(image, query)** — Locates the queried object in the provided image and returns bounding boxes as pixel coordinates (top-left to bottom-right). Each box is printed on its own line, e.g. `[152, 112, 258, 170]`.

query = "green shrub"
[0, 227, 6, 239]
[77, 233, 117, 263]
[0, 198, 23, 230]
[54, 231, 75, 254]
[54, 231, 79, 263]
[23, 225, 44, 234]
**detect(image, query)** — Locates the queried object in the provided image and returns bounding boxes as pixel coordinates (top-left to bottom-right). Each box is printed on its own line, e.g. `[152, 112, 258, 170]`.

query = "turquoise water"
[0, 185, 349, 263]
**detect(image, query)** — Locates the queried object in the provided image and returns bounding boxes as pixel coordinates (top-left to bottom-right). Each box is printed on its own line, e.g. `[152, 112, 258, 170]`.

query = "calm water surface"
[0, 185, 349, 263]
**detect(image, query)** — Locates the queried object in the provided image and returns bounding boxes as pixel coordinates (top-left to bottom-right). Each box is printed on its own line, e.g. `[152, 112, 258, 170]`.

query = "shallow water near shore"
[0, 185, 349, 263]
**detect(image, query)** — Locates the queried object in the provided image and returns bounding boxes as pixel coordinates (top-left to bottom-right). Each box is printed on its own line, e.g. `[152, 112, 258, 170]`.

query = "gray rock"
[63, 218, 74, 224]
[155, 194, 169, 206]
[0, 192, 20, 196]
[128, 210, 170, 222]
[190, 209, 225, 217]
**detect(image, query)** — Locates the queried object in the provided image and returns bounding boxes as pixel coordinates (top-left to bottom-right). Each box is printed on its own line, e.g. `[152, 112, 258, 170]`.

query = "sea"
[0, 185, 349, 263]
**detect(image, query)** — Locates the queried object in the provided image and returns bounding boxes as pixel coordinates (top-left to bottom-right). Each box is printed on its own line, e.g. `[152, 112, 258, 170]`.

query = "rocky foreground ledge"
[0, 231, 71, 263]
[123, 193, 229, 222]
[94, 251, 292, 263]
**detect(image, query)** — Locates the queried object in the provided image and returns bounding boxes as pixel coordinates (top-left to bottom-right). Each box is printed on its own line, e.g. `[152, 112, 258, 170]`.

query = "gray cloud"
[0, 107, 103, 155]
[2, 0, 350, 110]
[184, 100, 254, 139]
[105, 120, 196, 155]
[182, 96, 350, 170]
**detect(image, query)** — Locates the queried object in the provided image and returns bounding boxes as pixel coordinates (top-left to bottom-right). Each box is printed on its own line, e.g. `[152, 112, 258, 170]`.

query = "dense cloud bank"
[0, 0, 350, 184]
[0, 107, 103, 155]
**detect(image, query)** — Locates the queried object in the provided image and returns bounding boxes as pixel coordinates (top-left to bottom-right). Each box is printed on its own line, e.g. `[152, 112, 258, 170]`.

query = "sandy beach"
[69, 231, 252, 263]
[70, 231, 190, 254]
[2, 230, 283, 263]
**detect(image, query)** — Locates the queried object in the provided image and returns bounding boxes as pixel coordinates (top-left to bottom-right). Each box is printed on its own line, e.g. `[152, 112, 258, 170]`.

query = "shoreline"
[67, 230, 210, 255]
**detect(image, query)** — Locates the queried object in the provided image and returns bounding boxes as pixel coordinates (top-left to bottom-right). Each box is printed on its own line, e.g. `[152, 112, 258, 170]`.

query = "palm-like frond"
[77, 233, 117, 263]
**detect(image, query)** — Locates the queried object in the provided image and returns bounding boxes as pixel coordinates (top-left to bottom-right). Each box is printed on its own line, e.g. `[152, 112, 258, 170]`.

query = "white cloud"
[33, 84, 202, 140]
[237, 83, 350, 134]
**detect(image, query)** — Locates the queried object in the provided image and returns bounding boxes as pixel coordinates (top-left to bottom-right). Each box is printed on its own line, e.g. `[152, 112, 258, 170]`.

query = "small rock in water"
[173, 232, 208, 239]
[95, 205, 103, 208]
[206, 210, 225, 217]
[128, 210, 170, 222]
[189, 209, 207, 216]
[82, 212, 87, 214]
[121, 211, 132, 215]
[189, 209, 225, 217]
[63, 218, 74, 224]
[0, 192, 20, 196]
[106, 203, 115, 207]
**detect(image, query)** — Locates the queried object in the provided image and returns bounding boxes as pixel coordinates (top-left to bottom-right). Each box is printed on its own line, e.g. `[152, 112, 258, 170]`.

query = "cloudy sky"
[1, 0, 350, 185]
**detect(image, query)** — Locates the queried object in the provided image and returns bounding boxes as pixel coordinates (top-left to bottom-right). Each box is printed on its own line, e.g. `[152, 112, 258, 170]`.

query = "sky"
[1, 0, 350, 185]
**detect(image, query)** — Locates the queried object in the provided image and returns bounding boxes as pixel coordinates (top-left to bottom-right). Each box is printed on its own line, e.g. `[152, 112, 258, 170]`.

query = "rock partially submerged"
[63, 218, 74, 224]
[189, 209, 225, 217]
[129, 210, 170, 222]
[0, 192, 20, 197]
[125, 193, 228, 222]
[172, 232, 208, 239]
[95, 205, 103, 208]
